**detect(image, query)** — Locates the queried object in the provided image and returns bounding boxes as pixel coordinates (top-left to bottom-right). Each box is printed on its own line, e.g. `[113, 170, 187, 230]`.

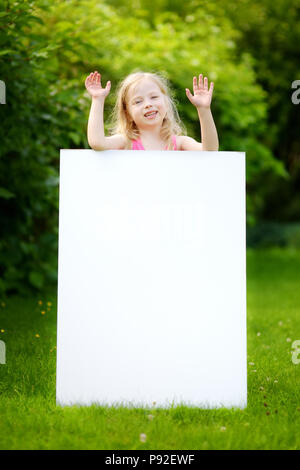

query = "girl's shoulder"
[176, 135, 203, 151]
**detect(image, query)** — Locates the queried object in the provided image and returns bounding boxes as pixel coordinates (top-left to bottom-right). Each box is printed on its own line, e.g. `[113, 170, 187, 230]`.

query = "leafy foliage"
[0, 0, 86, 295]
[0, 0, 294, 296]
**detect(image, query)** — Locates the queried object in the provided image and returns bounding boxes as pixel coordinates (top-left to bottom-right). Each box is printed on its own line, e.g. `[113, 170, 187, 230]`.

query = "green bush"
[0, 0, 87, 296]
[0, 0, 290, 296]
[247, 222, 300, 248]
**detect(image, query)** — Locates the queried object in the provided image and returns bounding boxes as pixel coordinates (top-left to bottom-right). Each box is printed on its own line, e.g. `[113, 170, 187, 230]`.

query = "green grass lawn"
[0, 247, 299, 450]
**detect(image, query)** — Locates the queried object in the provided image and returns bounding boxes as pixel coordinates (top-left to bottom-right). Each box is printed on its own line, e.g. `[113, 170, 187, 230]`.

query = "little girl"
[85, 70, 219, 151]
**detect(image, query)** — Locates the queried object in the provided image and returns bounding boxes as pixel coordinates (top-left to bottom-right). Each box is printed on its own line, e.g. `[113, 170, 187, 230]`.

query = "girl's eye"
[152, 96, 158, 99]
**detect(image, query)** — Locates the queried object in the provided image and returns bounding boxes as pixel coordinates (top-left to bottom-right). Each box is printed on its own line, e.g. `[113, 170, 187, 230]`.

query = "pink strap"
[132, 139, 144, 150]
[172, 135, 177, 150]
[132, 135, 177, 150]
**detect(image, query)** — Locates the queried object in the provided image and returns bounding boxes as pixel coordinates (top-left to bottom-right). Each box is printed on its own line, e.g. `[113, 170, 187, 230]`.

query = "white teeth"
[145, 111, 157, 117]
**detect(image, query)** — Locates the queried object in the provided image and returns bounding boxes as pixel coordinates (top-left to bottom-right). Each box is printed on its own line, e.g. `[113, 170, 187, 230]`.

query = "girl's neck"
[138, 127, 162, 141]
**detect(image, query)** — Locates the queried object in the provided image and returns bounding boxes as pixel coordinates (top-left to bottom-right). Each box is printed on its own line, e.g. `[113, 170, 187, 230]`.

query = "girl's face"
[126, 79, 168, 130]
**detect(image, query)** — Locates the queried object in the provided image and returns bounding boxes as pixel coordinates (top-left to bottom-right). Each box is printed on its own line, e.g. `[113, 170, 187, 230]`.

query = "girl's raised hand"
[186, 74, 214, 109]
[85, 71, 111, 99]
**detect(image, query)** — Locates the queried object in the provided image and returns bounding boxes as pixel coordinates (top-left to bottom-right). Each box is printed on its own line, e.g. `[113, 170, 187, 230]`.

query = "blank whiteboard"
[56, 150, 247, 408]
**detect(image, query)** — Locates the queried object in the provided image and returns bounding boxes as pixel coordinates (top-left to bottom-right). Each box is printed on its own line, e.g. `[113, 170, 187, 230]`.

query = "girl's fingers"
[91, 71, 101, 86]
[204, 77, 208, 90]
[193, 76, 198, 90]
[209, 82, 214, 93]
[85, 71, 109, 90]
[85, 76, 92, 86]
[199, 74, 203, 88]
[186, 88, 192, 100]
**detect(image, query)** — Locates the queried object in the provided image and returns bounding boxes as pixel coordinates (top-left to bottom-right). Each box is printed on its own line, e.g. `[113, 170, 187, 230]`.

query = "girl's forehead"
[128, 79, 161, 98]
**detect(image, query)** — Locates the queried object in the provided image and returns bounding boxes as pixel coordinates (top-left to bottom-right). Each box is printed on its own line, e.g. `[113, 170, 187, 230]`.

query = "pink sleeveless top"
[132, 135, 177, 150]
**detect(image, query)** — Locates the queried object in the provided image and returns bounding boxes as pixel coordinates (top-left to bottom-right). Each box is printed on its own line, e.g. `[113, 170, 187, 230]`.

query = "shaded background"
[0, 0, 299, 296]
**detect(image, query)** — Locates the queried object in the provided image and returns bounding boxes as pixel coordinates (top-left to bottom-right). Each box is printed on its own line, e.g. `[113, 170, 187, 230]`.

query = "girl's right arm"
[85, 71, 126, 150]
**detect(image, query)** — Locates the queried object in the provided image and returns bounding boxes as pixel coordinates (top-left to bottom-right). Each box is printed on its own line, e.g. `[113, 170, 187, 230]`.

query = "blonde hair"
[108, 71, 186, 150]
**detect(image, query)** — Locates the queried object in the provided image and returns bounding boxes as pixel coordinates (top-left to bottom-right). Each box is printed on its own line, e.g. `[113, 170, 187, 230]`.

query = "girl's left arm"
[185, 75, 219, 151]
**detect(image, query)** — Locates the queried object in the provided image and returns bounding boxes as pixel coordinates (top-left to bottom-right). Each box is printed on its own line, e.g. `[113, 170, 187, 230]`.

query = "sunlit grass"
[0, 247, 299, 449]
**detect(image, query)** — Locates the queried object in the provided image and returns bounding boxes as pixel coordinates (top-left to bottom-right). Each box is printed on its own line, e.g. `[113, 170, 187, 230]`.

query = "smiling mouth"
[144, 111, 158, 118]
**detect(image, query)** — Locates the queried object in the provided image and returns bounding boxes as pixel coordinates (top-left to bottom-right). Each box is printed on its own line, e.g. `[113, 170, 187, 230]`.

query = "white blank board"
[56, 150, 247, 408]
